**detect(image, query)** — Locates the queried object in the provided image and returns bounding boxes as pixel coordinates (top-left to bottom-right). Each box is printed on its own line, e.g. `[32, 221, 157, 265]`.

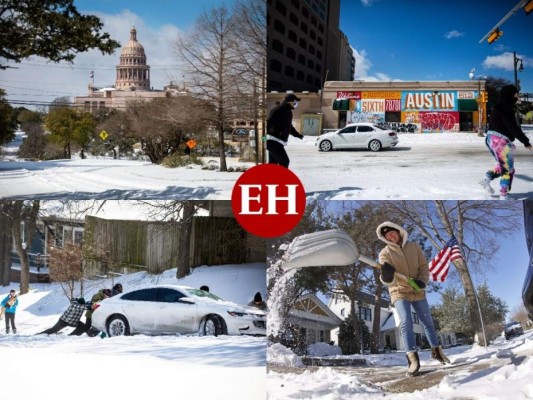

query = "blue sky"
[319, 201, 530, 320]
[74, 0, 235, 30]
[341, 0, 533, 94]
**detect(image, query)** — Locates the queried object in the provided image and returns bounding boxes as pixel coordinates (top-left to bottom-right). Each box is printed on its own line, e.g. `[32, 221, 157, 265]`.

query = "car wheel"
[203, 315, 223, 337]
[319, 140, 333, 152]
[106, 315, 130, 337]
[368, 139, 382, 152]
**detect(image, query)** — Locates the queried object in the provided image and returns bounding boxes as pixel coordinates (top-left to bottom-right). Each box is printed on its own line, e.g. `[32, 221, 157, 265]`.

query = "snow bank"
[268, 343, 304, 367]
[307, 342, 342, 357]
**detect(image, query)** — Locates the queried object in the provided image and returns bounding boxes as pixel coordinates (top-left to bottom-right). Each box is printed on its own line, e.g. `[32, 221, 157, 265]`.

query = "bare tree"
[385, 200, 521, 346]
[0, 202, 15, 286]
[175, 5, 244, 171]
[49, 243, 84, 299]
[121, 97, 206, 164]
[232, 0, 267, 163]
[9, 201, 40, 294]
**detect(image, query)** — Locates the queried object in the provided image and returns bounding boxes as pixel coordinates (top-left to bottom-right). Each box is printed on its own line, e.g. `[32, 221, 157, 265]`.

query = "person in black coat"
[479, 85, 531, 199]
[266, 93, 304, 168]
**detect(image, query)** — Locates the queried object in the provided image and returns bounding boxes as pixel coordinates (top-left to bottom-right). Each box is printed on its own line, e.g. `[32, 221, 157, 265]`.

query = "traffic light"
[481, 91, 488, 103]
[524, 0, 533, 15]
[487, 28, 503, 44]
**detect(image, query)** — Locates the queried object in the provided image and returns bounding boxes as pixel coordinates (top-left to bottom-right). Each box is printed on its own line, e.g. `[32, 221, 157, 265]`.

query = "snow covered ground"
[2, 129, 532, 200]
[0, 263, 267, 400]
[267, 331, 533, 399]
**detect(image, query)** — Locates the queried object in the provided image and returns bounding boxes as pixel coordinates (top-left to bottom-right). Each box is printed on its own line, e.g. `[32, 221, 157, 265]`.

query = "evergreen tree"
[338, 311, 371, 355]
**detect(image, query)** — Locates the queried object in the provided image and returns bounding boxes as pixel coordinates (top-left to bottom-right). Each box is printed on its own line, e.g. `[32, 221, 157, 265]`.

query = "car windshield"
[372, 124, 386, 131]
[185, 288, 223, 301]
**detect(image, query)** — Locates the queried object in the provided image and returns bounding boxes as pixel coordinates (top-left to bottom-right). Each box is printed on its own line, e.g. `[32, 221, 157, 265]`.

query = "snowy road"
[2, 334, 266, 400]
[1, 131, 532, 199]
[288, 132, 533, 200]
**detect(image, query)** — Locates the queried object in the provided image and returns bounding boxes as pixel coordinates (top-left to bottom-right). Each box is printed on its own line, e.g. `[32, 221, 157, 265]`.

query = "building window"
[318, 24, 324, 34]
[340, 308, 345, 317]
[286, 47, 296, 59]
[299, 38, 307, 49]
[359, 307, 372, 322]
[310, 30, 316, 40]
[317, 37, 323, 46]
[316, 50, 322, 60]
[309, 45, 315, 55]
[272, 39, 284, 53]
[291, 0, 300, 9]
[412, 312, 420, 324]
[285, 65, 295, 77]
[311, 15, 317, 27]
[314, 78, 321, 87]
[301, 22, 308, 34]
[315, 64, 321, 73]
[306, 75, 313, 84]
[302, 6, 309, 18]
[307, 59, 314, 69]
[274, 19, 285, 34]
[297, 71, 304, 81]
[275, 0, 286, 15]
[270, 59, 282, 73]
[288, 30, 297, 43]
[298, 54, 306, 65]
[289, 12, 298, 26]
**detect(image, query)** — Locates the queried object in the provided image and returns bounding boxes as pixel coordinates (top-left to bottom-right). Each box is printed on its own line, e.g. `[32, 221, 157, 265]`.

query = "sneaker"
[479, 178, 494, 195]
[499, 194, 509, 200]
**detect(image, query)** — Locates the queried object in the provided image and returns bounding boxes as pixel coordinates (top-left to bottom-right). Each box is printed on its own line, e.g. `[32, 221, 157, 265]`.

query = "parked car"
[522, 201, 533, 319]
[91, 285, 266, 337]
[502, 321, 524, 340]
[316, 122, 398, 152]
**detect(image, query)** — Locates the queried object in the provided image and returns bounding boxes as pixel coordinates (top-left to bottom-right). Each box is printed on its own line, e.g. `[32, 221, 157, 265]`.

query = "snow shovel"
[281, 229, 421, 292]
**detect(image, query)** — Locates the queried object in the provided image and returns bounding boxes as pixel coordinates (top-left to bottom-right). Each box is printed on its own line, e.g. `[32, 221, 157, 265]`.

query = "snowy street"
[267, 331, 533, 399]
[0, 263, 267, 400]
[288, 131, 533, 200]
[2, 130, 532, 200]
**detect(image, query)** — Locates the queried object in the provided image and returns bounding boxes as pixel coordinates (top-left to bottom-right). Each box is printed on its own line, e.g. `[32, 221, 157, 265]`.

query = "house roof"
[289, 293, 343, 329]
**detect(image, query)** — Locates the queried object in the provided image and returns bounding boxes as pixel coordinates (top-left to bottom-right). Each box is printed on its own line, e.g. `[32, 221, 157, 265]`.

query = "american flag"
[428, 236, 463, 282]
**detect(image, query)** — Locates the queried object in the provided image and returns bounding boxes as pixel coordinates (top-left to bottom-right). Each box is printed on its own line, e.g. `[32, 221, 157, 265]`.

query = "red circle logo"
[231, 164, 306, 238]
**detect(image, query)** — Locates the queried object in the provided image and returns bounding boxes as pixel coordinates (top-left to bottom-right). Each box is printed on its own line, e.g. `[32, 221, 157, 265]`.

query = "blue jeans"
[394, 298, 439, 352]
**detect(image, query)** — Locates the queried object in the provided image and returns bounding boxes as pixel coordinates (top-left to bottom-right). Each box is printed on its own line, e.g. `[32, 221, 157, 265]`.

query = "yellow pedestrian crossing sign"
[99, 130, 109, 140]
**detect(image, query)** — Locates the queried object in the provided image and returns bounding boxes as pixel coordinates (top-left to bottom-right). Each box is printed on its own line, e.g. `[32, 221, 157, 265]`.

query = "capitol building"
[74, 26, 186, 112]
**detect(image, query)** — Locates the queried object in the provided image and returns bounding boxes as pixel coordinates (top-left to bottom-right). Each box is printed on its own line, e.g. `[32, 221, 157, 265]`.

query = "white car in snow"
[316, 122, 398, 152]
[91, 285, 266, 337]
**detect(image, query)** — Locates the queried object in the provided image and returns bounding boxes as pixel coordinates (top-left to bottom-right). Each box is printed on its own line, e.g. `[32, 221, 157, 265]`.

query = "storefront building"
[267, 80, 487, 134]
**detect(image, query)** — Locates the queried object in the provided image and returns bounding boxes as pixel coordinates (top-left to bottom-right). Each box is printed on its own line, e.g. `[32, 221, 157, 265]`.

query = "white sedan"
[316, 123, 398, 152]
[91, 285, 266, 337]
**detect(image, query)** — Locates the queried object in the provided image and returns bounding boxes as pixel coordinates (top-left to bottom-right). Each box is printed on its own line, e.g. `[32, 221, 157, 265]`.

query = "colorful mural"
[343, 90, 473, 133]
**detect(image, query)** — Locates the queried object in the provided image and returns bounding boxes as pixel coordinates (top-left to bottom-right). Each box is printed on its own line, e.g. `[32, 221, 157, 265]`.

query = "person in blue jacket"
[1, 289, 19, 334]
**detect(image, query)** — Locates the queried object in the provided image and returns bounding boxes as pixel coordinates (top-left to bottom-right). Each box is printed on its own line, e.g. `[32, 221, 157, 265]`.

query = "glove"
[77, 297, 86, 305]
[380, 262, 396, 284]
[413, 279, 426, 290]
[296, 133, 304, 140]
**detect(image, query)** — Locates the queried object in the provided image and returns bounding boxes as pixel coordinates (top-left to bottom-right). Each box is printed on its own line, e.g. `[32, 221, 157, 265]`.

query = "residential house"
[328, 290, 458, 351]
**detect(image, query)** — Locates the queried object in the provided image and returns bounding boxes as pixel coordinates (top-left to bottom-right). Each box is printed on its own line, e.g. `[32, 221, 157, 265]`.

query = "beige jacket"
[376, 221, 429, 304]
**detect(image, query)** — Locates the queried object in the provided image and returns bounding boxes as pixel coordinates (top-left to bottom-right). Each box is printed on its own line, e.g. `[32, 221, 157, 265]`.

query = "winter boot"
[431, 345, 451, 364]
[479, 177, 494, 195]
[405, 351, 420, 377]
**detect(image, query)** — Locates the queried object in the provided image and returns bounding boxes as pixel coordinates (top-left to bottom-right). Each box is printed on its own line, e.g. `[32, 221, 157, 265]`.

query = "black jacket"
[489, 86, 530, 147]
[267, 102, 303, 142]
